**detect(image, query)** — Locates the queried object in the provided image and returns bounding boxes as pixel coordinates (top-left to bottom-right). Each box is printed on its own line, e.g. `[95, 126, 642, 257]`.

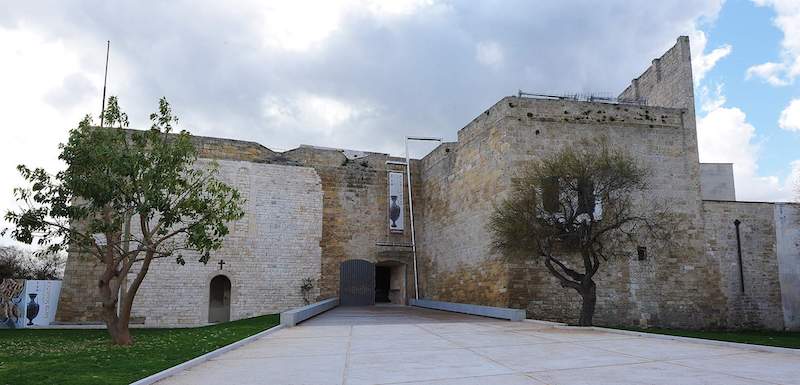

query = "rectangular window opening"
[541, 176, 559, 213]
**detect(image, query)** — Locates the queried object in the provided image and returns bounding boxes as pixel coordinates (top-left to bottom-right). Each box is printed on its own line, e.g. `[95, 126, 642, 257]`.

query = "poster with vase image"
[24, 280, 61, 326]
[388, 172, 404, 233]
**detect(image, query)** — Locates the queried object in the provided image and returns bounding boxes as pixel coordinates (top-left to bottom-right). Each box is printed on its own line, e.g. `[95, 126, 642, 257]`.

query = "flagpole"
[100, 40, 110, 127]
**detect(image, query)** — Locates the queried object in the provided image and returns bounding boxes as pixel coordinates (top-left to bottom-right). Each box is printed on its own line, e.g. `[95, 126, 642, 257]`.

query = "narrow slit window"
[577, 178, 595, 216]
[637, 246, 647, 261]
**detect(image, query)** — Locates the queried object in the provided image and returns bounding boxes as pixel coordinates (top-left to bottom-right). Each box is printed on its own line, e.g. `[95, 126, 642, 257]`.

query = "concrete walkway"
[157, 306, 800, 385]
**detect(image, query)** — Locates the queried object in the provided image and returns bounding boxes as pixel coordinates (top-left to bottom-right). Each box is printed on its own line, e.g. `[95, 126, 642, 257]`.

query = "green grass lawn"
[611, 327, 800, 349]
[0, 314, 279, 385]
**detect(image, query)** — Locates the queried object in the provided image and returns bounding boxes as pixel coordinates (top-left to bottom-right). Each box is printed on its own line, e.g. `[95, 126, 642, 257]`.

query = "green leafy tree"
[489, 139, 672, 326]
[3, 97, 245, 345]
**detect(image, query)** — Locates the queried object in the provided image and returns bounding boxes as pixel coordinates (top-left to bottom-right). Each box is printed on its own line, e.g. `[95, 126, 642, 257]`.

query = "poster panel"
[24, 280, 61, 326]
[388, 172, 404, 232]
[0, 279, 25, 328]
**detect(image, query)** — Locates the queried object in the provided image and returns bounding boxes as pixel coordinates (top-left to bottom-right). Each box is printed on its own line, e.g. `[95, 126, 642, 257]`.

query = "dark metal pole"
[734, 219, 744, 293]
[100, 40, 110, 127]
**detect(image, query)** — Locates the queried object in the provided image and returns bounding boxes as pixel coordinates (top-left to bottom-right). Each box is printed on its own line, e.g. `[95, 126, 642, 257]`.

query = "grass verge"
[609, 326, 800, 349]
[0, 314, 279, 385]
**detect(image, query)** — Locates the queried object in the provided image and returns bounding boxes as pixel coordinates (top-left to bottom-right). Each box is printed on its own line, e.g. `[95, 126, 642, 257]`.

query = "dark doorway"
[375, 266, 391, 303]
[340, 259, 375, 306]
[208, 275, 231, 323]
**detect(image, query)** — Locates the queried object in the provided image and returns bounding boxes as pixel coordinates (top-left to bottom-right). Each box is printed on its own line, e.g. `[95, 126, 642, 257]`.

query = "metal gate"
[340, 259, 375, 306]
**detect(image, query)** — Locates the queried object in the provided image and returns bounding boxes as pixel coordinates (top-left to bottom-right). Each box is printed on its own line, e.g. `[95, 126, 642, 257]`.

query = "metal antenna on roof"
[100, 40, 110, 128]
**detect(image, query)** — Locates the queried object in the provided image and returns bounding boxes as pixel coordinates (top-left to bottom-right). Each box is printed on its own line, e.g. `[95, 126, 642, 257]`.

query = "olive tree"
[489, 138, 671, 326]
[4, 97, 244, 344]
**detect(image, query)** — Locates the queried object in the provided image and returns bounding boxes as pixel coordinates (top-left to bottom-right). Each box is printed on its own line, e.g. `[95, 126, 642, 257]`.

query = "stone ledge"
[280, 297, 339, 327]
[410, 299, 525, 321]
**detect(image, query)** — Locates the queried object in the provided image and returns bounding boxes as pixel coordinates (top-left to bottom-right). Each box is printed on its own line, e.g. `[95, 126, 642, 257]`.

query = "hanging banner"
[388, 172, 404, 233]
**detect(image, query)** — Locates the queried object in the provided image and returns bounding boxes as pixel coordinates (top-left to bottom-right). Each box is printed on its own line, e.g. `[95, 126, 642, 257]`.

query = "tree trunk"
[106, 312, 133, 345]
[98, 274, 133, 345]
[577, 280, 596, 326]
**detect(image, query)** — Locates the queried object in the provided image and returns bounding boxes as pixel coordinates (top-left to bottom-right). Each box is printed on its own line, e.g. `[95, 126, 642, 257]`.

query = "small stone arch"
[208, 274, 231, 323]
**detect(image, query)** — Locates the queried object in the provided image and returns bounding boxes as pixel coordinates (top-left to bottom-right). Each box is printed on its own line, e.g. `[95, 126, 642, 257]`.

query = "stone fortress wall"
[55, 136, 282, 323]
[417, 36, 727, 329]
[415, 36, 799, 330]
[56, 36, 800, 330]
[57, 135, 423, 326]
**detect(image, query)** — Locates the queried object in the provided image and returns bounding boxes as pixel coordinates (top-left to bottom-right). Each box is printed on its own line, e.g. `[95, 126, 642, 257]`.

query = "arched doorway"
[340, 259, 375, 306]
[208, 275, 231, 323]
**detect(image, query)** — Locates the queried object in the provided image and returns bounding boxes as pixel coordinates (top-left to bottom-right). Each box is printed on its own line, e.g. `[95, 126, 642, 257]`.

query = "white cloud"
[690, 30, 732, 84]
[788, 160, 800, 202]
[257, 1, 349, 52]
[698, 83, 727, 112]
[697, 87, 799, 201]
[778, 99, 800, 131]
[747, 0, 800, 85]
[255, 0, 435, 52]
[475, 41, 504, 69]
[746, 62, 791, 86]
[0, 0, 739, 246]
[365, 0, 435, 17]
[0, 26, 102, 247]
[262, 93, 376, 139]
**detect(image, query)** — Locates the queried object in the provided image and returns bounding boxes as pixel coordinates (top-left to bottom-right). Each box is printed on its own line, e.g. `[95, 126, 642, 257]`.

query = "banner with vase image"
[388, 172, 404, 233]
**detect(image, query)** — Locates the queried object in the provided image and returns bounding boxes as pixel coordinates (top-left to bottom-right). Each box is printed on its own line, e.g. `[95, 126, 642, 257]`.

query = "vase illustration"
[26, 293, 39, 326]
[389, 195, 401, 228]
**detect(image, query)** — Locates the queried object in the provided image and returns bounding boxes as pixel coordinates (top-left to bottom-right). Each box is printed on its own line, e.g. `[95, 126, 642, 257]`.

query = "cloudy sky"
[1, 0, 799, 247]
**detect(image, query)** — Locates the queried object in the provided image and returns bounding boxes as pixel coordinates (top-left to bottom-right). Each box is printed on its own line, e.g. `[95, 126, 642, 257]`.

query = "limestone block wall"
[700, 163, 736, 201]
[417, 106, 512, 306]
[416, 36, 728, 329]
[192, 134, 276, 162]
[619, 36, 696, 113]
[56, 157, 324, 327]
[703, 201, 785, 330]
[278, 146, 421, 303]
[56, 133, 277, 324]
[128, 159, 323, 326]
[506, 97, 721, 328]
[416, 94, 722, 327]
[56, 250, 105, 322]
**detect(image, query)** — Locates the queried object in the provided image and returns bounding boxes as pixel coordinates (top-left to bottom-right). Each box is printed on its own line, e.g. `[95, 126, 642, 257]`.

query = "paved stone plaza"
[157, 306, 800, 385]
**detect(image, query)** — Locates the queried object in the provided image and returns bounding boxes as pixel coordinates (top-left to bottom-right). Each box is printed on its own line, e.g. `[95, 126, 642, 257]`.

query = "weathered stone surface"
[700, 163, 736, 201]
[775, 203, 800, 330]
[416, 36, 727, 329]
[57, 159, 324, 326]
[277, 146, 421, 303]
[703, 201, 785, 330]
